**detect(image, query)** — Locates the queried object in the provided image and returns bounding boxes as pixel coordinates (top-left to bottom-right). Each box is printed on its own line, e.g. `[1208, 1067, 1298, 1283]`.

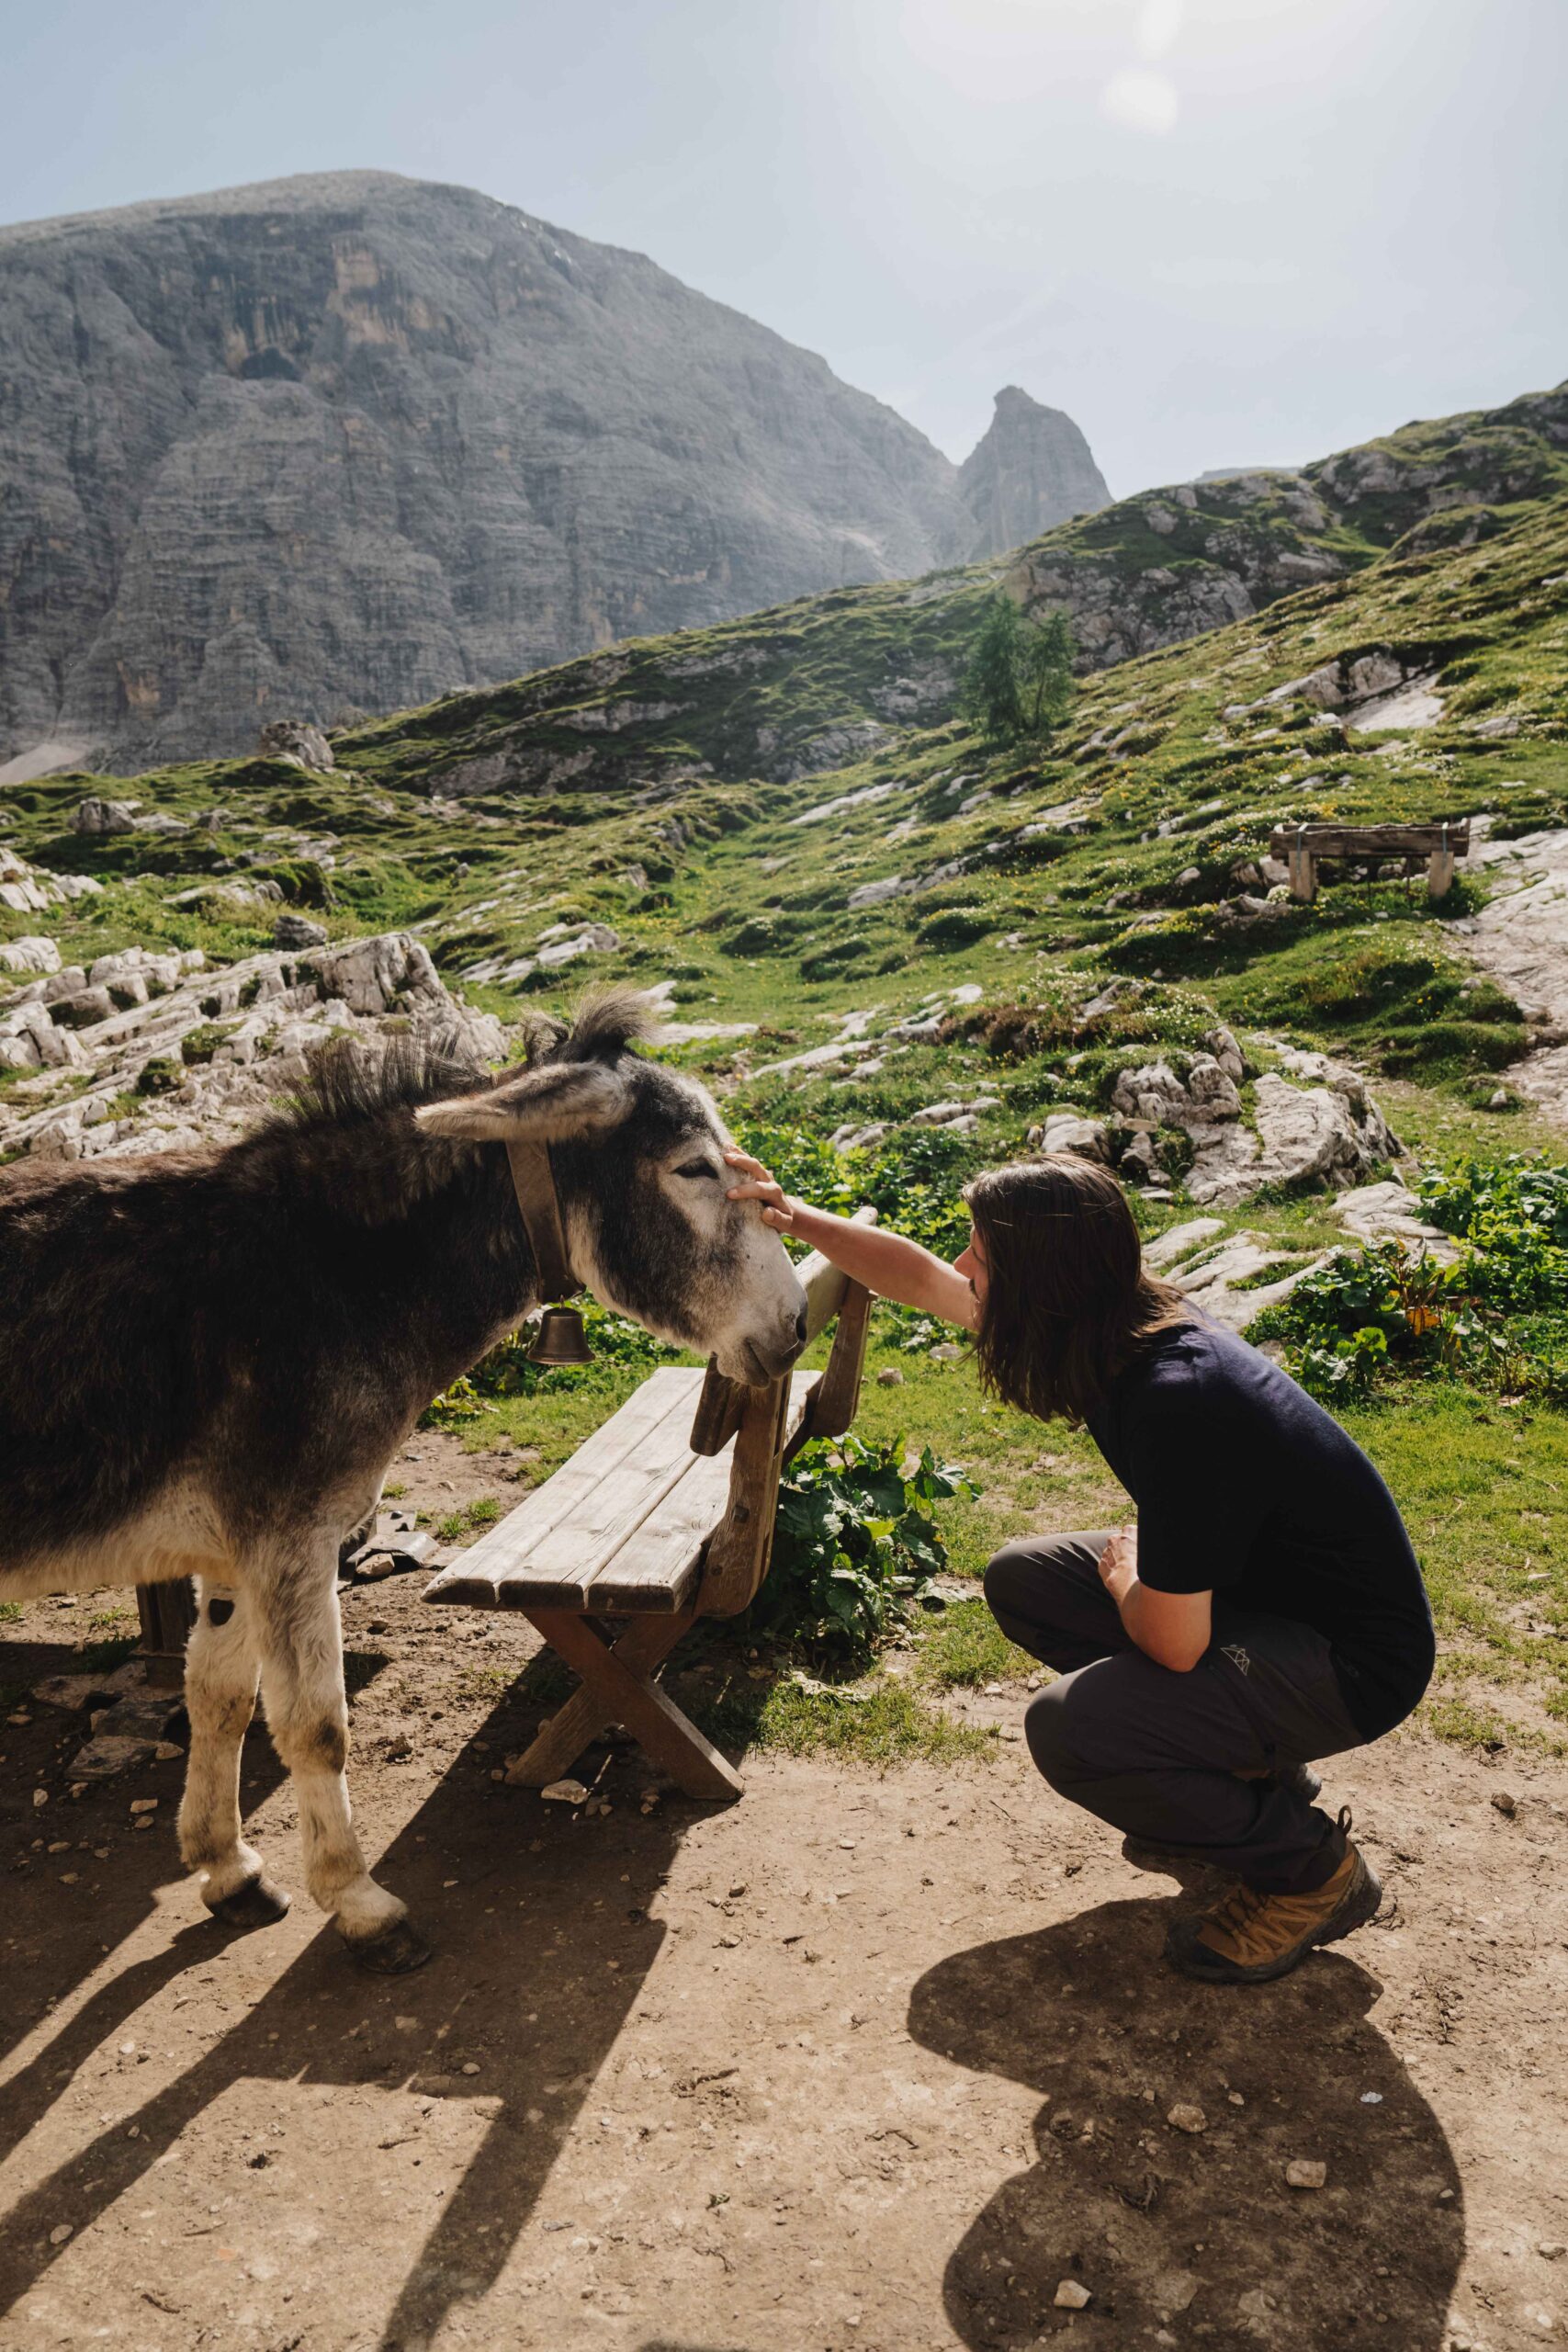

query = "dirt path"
[3, 1453, 1566, 2352]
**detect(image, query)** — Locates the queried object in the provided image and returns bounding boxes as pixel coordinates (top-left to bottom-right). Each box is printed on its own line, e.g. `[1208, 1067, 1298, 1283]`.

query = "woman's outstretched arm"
[724, 1148, 978, 1329]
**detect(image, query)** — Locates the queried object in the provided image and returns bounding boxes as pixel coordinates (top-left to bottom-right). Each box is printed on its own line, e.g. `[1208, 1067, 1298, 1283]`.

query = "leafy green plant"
[1255, 1159, 1568, 1397]
[1417, 1152, 1568, 1306]
[740, 1435, 978, 1665]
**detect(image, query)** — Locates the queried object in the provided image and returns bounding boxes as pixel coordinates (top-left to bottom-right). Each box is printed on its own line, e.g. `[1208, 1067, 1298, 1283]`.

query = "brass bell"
[526, 1305, 593, 1367]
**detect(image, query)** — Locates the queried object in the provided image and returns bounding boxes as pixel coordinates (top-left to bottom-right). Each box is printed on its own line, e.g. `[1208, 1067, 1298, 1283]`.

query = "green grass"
[917, 1600, 1039, 1690]
[697, 1671, 999, 1766]
[434, 1496, 504, 1543]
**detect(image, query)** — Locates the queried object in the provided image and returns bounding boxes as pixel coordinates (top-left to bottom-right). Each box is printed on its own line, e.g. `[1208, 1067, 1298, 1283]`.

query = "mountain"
[0, 170, 1108, 776]
[1010, 379, 1568, 666]
[953, 386, 1111, 560]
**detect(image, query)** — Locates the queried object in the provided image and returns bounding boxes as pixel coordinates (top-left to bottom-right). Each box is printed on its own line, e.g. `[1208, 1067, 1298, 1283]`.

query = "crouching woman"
[723, 1147, 1434, 1984]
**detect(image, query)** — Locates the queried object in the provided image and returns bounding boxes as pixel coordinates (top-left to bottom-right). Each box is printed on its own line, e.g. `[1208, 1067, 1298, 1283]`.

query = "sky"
[3, 0, 1565, 497]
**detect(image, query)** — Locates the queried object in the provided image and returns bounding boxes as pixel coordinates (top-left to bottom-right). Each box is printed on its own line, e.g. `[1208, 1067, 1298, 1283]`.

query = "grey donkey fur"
[0, 989, 807, 1971]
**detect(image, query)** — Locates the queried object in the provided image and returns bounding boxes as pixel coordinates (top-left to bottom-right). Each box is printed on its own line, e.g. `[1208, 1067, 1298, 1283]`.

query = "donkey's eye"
[675, 1159, 718, 1181]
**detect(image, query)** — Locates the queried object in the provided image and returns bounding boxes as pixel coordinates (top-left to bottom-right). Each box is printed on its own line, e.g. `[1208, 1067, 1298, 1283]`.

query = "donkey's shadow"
[0, 1668, 683, 2351]
[908, 1898, 1463, 2349]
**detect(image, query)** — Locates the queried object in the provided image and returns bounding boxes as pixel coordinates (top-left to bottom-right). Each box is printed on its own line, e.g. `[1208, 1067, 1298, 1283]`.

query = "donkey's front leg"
[254, 1536, 431, 1973]
[178, 1574, 291, 1930]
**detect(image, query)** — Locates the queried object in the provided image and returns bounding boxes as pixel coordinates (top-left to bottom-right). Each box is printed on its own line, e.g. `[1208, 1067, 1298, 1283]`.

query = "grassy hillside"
[4, 401, 1567, 1761]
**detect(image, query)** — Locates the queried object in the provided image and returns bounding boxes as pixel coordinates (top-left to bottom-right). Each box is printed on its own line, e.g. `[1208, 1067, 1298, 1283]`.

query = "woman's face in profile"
[953, 1223, 989, 1309]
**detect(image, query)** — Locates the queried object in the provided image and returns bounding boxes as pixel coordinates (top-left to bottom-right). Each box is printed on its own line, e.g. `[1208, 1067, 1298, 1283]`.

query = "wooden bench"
[1269, 820, 1469, 904]
[421, 1224, 876, 1802]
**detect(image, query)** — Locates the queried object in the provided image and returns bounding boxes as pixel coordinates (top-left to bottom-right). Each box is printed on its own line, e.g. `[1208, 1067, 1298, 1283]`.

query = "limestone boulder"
[0, 935, 61, 977]
[1029, 1112, 1111, 1162]
[71, 797, 138, 836]
[259, 719, 335, 773]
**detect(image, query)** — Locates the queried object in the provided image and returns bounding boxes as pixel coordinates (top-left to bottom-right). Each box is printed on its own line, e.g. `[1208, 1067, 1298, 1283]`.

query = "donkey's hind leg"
[179, 1575, 290, 1930]
[253, 1533, 430, 1973]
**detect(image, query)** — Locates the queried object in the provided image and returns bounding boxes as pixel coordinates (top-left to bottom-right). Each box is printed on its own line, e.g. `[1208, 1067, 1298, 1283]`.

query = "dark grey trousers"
[986, 1532, 1369, 1894]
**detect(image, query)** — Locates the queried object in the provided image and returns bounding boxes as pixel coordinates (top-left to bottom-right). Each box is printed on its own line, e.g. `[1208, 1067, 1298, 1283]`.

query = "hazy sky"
[5, 0, 1565, 495]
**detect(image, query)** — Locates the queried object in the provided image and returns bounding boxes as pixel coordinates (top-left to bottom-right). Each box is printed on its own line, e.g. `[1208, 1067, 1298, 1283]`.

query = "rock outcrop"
[1454, 821, 1568, 1124]
[0, 924, 507, 1161]
[0, 170, 1106, 771]
[1012, 380, 1568, 669]
[951, 387, 1111, 561]
[1027, 1029, 1396, 1208]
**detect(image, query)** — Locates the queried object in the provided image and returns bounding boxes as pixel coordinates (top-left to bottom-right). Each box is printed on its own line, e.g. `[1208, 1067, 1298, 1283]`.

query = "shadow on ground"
[909, 1897, 1464, 2347]
[0, 1644, 724, 2349]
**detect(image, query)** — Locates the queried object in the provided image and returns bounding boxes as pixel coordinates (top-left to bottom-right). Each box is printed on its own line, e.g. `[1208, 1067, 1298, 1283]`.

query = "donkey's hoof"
[344, 1917, 433, 1975]
[208, 1875, 292, 1932]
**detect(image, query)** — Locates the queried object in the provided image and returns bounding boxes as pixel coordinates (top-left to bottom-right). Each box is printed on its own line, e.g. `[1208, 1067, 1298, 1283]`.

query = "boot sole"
[1164, 1849, 1383, 1984]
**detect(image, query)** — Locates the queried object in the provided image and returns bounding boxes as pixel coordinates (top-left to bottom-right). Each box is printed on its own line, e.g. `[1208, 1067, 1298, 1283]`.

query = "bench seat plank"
[422, 1368, 702, 1609]
[423, 1368, 816, 1616]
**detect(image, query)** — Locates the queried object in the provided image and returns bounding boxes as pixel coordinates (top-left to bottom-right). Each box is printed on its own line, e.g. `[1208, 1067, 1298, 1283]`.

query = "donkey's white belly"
[0, 1472, 231, 1601]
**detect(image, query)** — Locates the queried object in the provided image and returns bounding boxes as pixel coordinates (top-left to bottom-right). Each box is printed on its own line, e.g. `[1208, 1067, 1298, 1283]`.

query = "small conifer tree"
[960, 593, 1075, 745]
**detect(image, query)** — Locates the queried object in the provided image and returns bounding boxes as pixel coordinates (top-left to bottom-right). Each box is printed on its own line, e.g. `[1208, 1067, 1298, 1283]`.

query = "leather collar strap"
[506, 1139, 581, 1303]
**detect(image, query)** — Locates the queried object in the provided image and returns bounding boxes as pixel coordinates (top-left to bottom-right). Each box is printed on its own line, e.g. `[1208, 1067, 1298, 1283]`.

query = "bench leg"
[507, 1608, 743, 1803]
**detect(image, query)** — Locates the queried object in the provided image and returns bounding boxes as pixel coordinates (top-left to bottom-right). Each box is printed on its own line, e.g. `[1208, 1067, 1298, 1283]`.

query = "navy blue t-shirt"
[1085, 1320, 1435, 1738]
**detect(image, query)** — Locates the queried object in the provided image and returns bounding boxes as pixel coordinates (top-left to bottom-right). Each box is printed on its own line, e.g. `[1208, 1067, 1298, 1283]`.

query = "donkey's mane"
[278, 1028, 497, 1134]
[274, 985, 662, 1138]
[523, 985, 662, 1068]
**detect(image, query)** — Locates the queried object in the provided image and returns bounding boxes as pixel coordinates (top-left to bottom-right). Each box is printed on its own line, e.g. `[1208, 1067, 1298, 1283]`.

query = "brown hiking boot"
[1164, 1817, 1382, 1984]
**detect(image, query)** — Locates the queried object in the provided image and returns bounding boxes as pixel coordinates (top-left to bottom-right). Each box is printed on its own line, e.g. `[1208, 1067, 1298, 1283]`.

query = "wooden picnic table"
[1268, 820, 1469, 903]
[422, 1221, 876, 1802]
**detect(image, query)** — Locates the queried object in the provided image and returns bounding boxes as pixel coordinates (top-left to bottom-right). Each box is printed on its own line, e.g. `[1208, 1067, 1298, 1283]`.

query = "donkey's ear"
[415, 1058, 629, 1143]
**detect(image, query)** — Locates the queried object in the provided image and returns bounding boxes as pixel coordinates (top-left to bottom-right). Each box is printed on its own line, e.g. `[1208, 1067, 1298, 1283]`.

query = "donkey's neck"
[251, 1108, 544, 1410]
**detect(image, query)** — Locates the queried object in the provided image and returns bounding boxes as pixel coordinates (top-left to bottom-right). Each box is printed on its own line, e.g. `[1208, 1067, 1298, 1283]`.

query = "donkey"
[0, 990, 807, 1972]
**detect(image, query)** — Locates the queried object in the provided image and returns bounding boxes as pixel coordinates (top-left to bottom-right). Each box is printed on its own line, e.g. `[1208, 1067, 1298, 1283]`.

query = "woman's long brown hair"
[964, 1154, 1191, 1424]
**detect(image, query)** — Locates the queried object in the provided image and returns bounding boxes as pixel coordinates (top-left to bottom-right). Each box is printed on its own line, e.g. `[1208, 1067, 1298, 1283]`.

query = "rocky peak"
[953, 386, 1111, 561]
[0, 171, 970, 772]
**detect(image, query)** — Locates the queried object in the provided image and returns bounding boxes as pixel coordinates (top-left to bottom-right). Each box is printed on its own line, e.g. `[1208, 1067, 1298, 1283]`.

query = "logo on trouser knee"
[1222, 1644, 1252, 1676]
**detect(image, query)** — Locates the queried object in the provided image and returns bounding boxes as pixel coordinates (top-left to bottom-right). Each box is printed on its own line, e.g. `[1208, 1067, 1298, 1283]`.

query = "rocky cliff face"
[0, 170, 1105, 775]
[952, 386, 1110, 560]
[1012, 380, 1568, 668]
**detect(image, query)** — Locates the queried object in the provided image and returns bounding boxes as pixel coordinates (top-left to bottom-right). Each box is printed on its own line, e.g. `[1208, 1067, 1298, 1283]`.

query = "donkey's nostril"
[794, 1308, 808, 1346]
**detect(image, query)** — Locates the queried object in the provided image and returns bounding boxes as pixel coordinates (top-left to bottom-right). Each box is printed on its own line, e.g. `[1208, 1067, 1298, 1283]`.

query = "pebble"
[1540, 2245, 1567, 2262]
[32, 1789, 47, 1808]
[1228, 2091, 1246, 2107]
[929, 1342, 964, 1363]
[1285, 2158, 1327, 2190]
[875, 1366, 905, 1386]
[49, 2224, 73, 2246]
[461, 2062, 480, 2076]
[541, 1780, 590, 1804]
[1053, 2279, 1092, 2310]
[133, 1815, 155, 1832]
[1491, 1790, 1518, 1817]
[1167, 2103, 1207, 2135]
[129, 1797, 158, 1815]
